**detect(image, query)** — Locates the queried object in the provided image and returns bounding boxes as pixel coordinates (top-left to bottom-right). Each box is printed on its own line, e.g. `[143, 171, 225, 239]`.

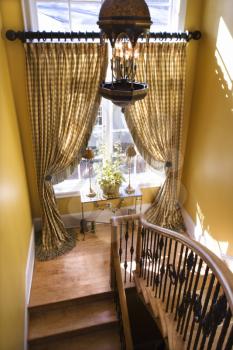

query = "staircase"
[111, 214, 233, 350]
[125, 287, 165, 350]
[28, 291, 121, 350]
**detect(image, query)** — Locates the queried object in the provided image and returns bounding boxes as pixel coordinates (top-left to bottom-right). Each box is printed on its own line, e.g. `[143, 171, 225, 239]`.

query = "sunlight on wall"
[195, 203, 230, 265]
[215, 17, 233, 91]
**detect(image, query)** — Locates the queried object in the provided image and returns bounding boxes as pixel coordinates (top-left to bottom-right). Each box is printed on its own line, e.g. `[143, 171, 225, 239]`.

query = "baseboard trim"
[24, 226, 35, 350]
[33, 203, 151, 232]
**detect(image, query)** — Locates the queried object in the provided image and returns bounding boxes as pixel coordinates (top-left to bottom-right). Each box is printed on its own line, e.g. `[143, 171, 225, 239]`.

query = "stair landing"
[30, 224, 112, 307]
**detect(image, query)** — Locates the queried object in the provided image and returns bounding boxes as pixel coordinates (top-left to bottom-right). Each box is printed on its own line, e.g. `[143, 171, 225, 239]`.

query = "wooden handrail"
[111, 214, 233, 314]
[111, 223, 134, 350]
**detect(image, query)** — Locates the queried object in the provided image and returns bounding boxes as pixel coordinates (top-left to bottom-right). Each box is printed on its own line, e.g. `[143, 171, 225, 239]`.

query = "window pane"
[37, 2, 70, 31]
[136, 155, 147, 173]
[112, 109, 127, 130]
[146, 1, 170, 30]
[113, 131, 133, 153]
[71, 1, 102, 31]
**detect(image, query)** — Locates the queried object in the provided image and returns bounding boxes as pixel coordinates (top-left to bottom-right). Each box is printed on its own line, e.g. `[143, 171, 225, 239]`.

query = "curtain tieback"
[165, 161, 172, 168]
[45, 174, 52, 181]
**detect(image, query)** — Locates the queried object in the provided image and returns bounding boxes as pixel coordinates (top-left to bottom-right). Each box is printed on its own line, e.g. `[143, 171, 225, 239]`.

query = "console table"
[80, 187, 142, 239]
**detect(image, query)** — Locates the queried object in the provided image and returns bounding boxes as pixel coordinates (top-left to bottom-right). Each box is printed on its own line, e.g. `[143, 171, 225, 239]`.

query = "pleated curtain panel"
[25, 43, 108, 260]
[125, 42, 187, 231]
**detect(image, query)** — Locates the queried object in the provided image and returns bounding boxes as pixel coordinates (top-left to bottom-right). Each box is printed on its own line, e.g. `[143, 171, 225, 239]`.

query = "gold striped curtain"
[25, 43, 108, 260]
[125, 42, 186, 231]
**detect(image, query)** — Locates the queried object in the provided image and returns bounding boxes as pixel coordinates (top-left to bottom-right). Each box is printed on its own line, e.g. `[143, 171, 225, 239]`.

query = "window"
[22, 0, 186, 195]
[22, 0, 187, 32]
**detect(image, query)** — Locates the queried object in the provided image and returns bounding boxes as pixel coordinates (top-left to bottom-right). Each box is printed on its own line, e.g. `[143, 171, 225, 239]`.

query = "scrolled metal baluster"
[179, 253, 198, 335]
[207, 295, 227, 350]
[174, 246, 189, 321]
[146, 229, 153, 286]
[143, 228, 150, 280]
[183, 257, 203, 341]
[216, 308, 232, 350]
[162, 238, 173, 302]
[153, 233, 161, 292]
[124, 221, 129, 283]
[166, 241, 178, 312]
[140, 227, 146, 277]
[150, 231, 158, 287]
[224, 324, 233, 350]
[192, 273, 215, 350]
[155, 236, 164, 297]
[159, 236, 168, 298]
[176, 250, 194, 330]
[170, 243, 184, 313]
[186, 264, 210, 349]
[129, 220, 135, 282]
[119, 222, 123, 262]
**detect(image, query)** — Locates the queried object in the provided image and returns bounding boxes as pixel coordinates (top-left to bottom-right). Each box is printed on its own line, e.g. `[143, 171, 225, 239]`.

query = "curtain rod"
[5, 30, 201, 43]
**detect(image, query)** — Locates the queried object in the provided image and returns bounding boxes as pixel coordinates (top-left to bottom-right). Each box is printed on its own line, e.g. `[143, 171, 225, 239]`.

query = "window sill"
[54, 171, 165, 199]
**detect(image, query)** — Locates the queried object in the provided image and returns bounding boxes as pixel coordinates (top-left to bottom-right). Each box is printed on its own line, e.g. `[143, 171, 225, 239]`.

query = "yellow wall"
[0, 8, 32, 350]
[182, 0, 233, 255]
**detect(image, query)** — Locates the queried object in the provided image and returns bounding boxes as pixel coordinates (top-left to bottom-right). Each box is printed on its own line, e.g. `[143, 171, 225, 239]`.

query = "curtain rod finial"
[5, 30, 17, 41]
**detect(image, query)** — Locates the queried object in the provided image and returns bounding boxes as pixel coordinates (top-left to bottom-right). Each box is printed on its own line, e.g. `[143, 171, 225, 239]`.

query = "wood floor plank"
[30, 224, 112, 307]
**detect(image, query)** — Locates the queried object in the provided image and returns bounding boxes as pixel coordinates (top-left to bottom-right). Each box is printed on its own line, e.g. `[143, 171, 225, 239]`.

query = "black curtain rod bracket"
[5, 29, 201, 43]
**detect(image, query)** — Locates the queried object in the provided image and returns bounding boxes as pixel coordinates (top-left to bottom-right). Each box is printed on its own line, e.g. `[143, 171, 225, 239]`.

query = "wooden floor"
[30, 224, 112, 307]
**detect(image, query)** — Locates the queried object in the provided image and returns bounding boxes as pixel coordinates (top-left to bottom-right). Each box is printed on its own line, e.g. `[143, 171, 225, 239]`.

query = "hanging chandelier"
[97, 0, 152, 107]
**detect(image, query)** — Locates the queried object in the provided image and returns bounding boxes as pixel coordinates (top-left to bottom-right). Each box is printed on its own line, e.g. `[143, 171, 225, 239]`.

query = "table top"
[80, 186, 142, 204]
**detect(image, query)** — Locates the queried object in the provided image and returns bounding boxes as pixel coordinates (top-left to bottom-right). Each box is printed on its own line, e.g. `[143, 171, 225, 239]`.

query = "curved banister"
[111, 214, 233, 314]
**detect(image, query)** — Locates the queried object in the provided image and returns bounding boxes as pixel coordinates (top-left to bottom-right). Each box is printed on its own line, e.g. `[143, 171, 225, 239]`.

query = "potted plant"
[98, 159, 125, 198]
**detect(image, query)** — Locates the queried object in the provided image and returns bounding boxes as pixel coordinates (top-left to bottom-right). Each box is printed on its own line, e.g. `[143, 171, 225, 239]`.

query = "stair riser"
[29, 321, 119, 347]
[29, 291, 114, 316]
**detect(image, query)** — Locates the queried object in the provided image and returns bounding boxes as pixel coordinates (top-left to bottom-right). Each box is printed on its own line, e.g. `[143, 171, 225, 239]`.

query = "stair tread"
[29, 297, 117, 341]
[29, 327, 121, 350]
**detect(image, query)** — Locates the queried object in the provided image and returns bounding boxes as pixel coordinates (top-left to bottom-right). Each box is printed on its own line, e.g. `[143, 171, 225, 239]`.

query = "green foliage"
[98, 160, 125, 187]
[95, 141, 125, 187]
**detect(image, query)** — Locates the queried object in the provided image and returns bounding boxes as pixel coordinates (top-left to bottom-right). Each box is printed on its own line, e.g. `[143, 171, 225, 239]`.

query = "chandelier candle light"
[125, 145, 136, 194]
[97, 0, 152, 107]
[83, 148, 96, 198]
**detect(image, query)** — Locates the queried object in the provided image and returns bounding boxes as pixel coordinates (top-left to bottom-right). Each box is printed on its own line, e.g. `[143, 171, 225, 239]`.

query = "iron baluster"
[215, 308, 232, 350]
[176, 250, 194, 329]
[119, 222, 123, 262]
[152, 233, 161, 292]
[124, 221, 129, 283]
[150, 230, 158, 287]
[155, 236, 164, 297]
[162, 238, 173, 303]
[174, 247, 189, 321]
[224, 324, 233, 350]
[192, 273, 216, 350]
[170, 243, 184, 313]
[186, 264, 210, 349]
[166, 241, 178, 312]
[183, 257, 203, 341]
[146, 229, 154, 287]
[143, 228, 150, 280]
[129, 220, 135, 282]
[140, 227, 146, 277]
[159, 236, 168, 299]
[179, 253, 198, 335]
